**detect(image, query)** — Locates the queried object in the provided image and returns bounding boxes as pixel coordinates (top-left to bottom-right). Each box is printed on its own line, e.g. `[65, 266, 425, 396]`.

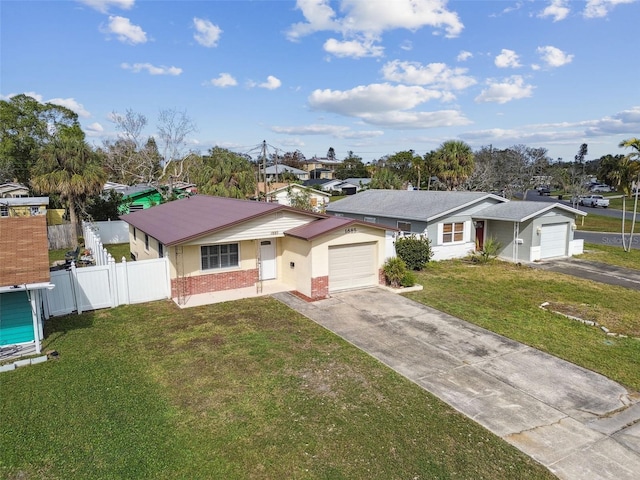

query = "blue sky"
[2, 0, 639, 163]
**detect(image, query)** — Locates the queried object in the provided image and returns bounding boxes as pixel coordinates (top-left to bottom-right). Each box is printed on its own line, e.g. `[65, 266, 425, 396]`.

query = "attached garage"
[329, 242, 377, 292]
[540, 223, 568, 259]
[0, 291, 35, 346]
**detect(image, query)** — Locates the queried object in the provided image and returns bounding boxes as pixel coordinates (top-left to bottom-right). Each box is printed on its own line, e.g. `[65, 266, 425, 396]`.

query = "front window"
[201, 243, 239, 270]
[0, 205, 8, 217]
[443, 222, 464, 243]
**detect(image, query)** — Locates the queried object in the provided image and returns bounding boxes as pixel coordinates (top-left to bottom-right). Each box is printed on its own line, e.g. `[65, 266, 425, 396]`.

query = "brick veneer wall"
[171, 268, 258, 297]
[310, 275, 329, 300]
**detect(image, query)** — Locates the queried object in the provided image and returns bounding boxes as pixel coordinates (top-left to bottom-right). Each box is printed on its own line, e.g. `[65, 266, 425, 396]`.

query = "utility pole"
[261, 140, 268, 201]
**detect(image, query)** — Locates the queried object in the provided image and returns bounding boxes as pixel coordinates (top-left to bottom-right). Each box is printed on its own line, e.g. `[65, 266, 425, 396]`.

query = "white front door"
[259, 239, 276, 280]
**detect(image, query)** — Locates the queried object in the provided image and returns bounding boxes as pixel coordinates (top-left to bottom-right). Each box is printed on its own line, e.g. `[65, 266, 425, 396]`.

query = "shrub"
[471, 237, 502, 263]
[400, 270, 417, 288]
[394, 234, 433, 271]
[382, 257, 408, 288]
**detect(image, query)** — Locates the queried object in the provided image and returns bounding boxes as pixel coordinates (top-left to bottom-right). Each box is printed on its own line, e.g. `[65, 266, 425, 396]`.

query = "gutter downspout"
[512, 222, 520, 262]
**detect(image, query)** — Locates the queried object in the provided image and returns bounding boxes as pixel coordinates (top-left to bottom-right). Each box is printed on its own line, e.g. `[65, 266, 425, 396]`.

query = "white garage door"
[540, 223, 568, 259]
[329, 242, 377, 292]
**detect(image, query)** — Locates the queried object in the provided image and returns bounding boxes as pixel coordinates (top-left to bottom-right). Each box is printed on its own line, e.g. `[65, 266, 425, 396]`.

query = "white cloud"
[584, 106, 640, 135]
[193, 17, 222, 47]
[323, 38, 384, 58]
[78, 0, 134, 14]
[103, 16, 147, 44]
[271, 124, 383, 139]
[85, 122, 105, 136]
[583, 0, 637, 18]
[207, 73, 237, 87]
[48, 97, 91, 117]
[538, 0, 570, 22]
[400, 40, 413, 51]
[475, 76, 534, 104]
[536, 46, 574, 67]
[495, 49, 521, 68]
[360, 110, 471, 129]
[381, 60, 476, 90]
[309, 83, 446, 117]
[2, 91, 44, 102]
[121, 63, 182, 75]
[258, 76, 282, 90]
[457, 50, 472, 62]
[287, 0, 464, 56]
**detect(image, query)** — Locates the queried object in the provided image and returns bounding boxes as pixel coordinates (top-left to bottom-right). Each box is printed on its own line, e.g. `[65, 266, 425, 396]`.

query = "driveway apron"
[273, 288, 640, 480]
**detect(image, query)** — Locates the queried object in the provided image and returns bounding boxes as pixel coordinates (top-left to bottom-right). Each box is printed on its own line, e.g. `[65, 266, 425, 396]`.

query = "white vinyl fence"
[44, 222, 171, 317]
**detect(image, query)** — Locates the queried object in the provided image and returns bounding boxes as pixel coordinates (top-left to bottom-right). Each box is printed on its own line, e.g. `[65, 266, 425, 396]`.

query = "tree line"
[2, 94, 639, 248]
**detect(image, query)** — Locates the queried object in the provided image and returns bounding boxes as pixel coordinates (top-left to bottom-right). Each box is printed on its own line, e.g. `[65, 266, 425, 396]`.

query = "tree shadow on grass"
[43, 311, 96, 349]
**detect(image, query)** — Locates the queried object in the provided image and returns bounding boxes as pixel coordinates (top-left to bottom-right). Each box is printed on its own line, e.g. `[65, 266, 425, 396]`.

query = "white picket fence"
[44, 223, 171, 317]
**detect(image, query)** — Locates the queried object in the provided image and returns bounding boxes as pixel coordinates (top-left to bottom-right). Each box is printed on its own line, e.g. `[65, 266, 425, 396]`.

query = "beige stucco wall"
[165, 240, 258, 279]
[280, 237, 313, 297]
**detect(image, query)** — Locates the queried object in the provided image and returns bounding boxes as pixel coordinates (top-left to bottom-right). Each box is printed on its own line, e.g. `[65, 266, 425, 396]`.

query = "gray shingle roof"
[475, 201, 586, 222]
[120, 195, 322, 246]
[326, 189, 505, 221]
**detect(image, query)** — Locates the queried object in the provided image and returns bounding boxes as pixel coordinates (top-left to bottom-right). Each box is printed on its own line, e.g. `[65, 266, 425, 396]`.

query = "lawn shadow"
[43, 311, 96, 349]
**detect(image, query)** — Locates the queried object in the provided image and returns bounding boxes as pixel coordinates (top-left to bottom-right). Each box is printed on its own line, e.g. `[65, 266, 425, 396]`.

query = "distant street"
[522, 190, 640, 249]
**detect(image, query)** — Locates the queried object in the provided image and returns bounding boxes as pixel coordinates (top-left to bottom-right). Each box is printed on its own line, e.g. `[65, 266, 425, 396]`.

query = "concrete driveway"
[274, 288, 640, 480]
[532, 257, 640, 291]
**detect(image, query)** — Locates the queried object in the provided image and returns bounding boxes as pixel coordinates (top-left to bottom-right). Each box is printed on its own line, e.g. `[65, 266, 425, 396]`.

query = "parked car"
[590, 184, 612, 193]
[538, 186, 551, 196]
[579, 195, 610, 208]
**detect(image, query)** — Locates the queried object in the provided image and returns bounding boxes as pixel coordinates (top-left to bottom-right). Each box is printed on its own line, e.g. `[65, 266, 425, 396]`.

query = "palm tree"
[618, 138, 640, 251]
[436, 140, 475, 190]
[31, 138, 106, 246]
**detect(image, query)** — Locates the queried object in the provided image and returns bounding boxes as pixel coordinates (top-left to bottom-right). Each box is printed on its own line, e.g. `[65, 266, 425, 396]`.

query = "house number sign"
[344, 227, 357, 234]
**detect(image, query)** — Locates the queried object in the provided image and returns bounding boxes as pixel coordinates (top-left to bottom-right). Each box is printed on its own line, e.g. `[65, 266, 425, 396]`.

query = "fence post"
[108, 254, 118, 308]
[122, 257, 131, 305]
[71, 261, 82, 315]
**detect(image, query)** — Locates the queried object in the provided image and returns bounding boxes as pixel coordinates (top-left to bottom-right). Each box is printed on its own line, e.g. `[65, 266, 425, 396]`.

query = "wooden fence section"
[47, 224, 76, 250]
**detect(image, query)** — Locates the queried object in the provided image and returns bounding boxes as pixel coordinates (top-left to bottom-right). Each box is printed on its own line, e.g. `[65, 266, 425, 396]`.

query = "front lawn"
[579, 242, 640, 270]
[575, 212, 635, 233]
[0, 298, 553, 480]
[406, 260, 640, 390]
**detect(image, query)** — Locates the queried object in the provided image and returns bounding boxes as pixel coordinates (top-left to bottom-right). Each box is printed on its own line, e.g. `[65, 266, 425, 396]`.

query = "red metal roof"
[119, 195, 324, 246]
[285, 216, 392, 241]
[0, 216, 50, 286]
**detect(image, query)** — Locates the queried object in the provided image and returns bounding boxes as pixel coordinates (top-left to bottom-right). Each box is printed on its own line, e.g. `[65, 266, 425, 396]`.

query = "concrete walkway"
[274, 288, 640, 480]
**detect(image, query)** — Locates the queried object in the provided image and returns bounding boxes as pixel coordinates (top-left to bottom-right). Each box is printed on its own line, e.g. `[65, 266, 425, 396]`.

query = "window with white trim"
[363, 216, 376, 223]
[201, 243, 239, 270]
[443, 222, 464, 243]
[0, 205, 8, 217]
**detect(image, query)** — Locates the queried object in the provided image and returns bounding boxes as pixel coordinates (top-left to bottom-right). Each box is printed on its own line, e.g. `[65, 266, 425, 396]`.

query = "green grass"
[575, 212, 635, 233]
[406, 260, 640, 391]
[579, 242, 640, 269]
[48, 243, 130, 265]
[0, 298, 554, 480]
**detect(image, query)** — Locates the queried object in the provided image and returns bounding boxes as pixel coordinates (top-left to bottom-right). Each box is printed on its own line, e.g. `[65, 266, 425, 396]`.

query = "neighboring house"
[120, 195, 390, 302]
[0, 215, 53, 354]
[321, 178, 371, 195]
[0, 182, 30, 198]
[261, 165, 309, 182]
[0, 197, 49, 218]
[103, 183, 192, 214]
[326, 190, 586, 262]
[260, 184, 330, 213]
[301, 157, 343, 180]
